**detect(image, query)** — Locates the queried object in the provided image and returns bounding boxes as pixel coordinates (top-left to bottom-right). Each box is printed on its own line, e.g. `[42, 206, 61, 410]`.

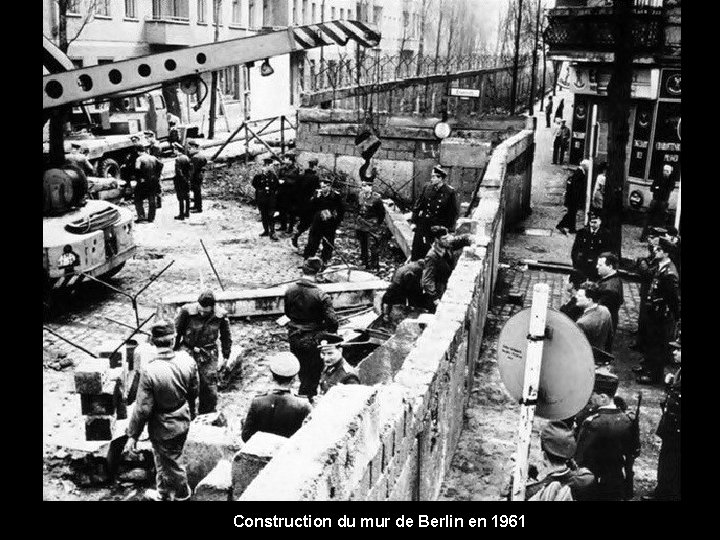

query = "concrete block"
[85, 415, 115, 441]
[96, 342, 124, 368]
[296, 151, 335, 172]
[233, 432, 289, 500]
[80, 390, 116, 416]
[335, 155, 365, 183]
[74, 358, 111, 395]
[373, 159, 414, 196]
[194, 459, 232, 501]
[180, 424, 240, 489]
[439, 138, 491, 168]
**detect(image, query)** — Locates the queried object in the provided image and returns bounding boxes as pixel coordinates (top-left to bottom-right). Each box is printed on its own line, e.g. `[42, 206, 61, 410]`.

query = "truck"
[43, 21, 380, 301]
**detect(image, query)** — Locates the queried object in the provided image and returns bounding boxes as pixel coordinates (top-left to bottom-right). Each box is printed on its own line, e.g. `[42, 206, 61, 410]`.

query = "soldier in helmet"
[410, 165, 459, 260]
[575, 371, 639, 500]
[317, 333, 360, 395]
[123, 320, 199, 501]
[241, 352, 312, 442]
[526, 421, 596, 501]
[174, 290, 232, 414]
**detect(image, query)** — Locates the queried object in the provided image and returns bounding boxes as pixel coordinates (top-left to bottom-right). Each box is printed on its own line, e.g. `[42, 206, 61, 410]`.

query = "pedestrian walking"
[173, 143, 192, 220]
[631, 231, 661, 357]
[643, 339, 681, 500]
[571, 210, 610, 279]
[574, 281, 613, 353]
[134, 143, 161, 223]
[188, 141, 207, 213]
[556, 160, 589, 234]
[596, 252, 624, 342]
[641, 164, 677, 241]
[545, 95, 554, 128]
[636, 238, 680, 385]
[123, 319, 199, 501]
[252, 157, 280, 241]
[354, 177, 386, 269]
[241, 352, 312, 442]
[284, 257, 339, 399]
[318, 333, 360, 395]
[302, 178, 345, 265]
[174, 290, 232, 414]
[554, 98, 565, 121]
[291, 158, 321, 248]
[410, 165, 459, 260]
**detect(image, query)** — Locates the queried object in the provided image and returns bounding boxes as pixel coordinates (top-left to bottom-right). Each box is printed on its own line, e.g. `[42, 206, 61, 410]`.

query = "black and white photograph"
[42, 0, 681, 506]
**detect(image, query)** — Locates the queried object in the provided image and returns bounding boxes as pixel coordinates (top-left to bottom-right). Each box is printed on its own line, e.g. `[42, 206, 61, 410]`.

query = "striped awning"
[292, 20, 380, 50]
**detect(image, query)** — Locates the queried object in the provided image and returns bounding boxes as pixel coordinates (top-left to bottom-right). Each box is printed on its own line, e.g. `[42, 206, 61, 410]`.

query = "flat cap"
[540, 421, 577, 460]
[317, 333, 343, 349]
[151, 319, 175, 338]
[197, 289, 216, 307]
[269, 352, 300, 377]
[587, 209, 602, 220]
[432, 165, 447, 179]
[594, 367, 619, 397]
[302, 256, 323, 274]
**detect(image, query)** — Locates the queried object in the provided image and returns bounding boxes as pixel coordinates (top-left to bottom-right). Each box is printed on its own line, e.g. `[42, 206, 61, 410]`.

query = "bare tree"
[53, 0, 100, 52]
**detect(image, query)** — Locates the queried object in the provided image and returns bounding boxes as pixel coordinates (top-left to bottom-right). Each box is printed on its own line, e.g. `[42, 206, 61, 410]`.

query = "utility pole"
[208, 0, 222, 140]
[605, 0, 634, 257]
[510, 0, 524, 115]
[529, 0, 541, 115]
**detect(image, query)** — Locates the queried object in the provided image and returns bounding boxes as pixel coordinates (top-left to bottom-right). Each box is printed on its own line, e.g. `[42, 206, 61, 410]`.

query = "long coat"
[241, 388, 312, 442]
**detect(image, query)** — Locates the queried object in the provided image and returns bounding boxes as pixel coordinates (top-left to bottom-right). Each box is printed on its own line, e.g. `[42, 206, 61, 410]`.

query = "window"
[373, 6, 382, 25]
[212, 0, 222, 24]
[249, 0, 256, 27]
[67, 0, 81, 15]
[331, 7, 335, 20]
[339, 8, 344, 20]
[232, 0, 241, 23]
[302, 1, 308, 25]
[125, 0, 137, 18]
[95, 0, 111, 17]
[311, 3, 316, 23]
[153, 0, 189, 20]
[197, 0, 206, 23]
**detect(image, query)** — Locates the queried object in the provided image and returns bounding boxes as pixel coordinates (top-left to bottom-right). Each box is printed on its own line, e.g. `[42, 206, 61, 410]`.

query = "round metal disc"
[497, 308, 595, 420]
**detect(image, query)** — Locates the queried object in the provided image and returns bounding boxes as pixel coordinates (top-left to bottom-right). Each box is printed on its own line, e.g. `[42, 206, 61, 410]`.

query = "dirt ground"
[42, 168, 406, 501]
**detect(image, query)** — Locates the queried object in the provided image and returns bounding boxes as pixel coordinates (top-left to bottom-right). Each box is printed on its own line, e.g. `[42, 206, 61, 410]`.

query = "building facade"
[545, 0, 681, 212]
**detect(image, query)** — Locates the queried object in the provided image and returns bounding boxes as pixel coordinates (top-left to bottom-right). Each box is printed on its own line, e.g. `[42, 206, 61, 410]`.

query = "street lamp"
[260, 58, 274, 77]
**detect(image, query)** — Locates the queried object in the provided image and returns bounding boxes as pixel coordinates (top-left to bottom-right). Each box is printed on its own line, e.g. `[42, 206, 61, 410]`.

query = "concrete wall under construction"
[240, 128, 536, 501]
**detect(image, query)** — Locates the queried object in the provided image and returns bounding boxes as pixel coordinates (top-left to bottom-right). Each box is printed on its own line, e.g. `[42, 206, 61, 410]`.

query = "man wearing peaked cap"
[410, 164, 459, 260]
[241, 352, 312, 442]
[252, 156, 280, 241]
[124, 319, 199, 501]
[174, 290, 232, 414]
[526, 422, 596, 501]
[318, 333, 360, 395]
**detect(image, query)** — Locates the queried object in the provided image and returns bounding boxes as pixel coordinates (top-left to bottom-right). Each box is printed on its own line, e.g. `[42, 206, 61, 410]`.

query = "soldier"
[302, 177, 345, 265]
[252, 157, 280, 241]
[526, 422, 596, 501]
[643, 339, 681, 500]
[241, 352, 312, 442]
[575, 281, 613, 354]
[318, 333, 360, 395]
[134, 143, 161, 223]
[641, 164, 677, 241]
[284, 257, 339, 399]
[123, 320, 199, 501]
[173, 143, 192, 220]
[381, 259, 429, 318]
[556, 160, 588, 235]
[291, 158, 321, 248]
[121, 135, 141, 199]
[571, 210, 610, 280]
[545, 95, 553, 129]
[276, 152, 301, 234]
[187, 141, 207, 213]
[410, 165, 459, 260]
[631, 230, 661, 357]
[596, 252, 624, 343]
[637, 238, 680, 385]
[575, 373, 639, 501]
[354, 177, 386, 269]
[174, 290, 232, 414]
[145, 131, 164, 208]
[421, 227, 473, 311]
[65, 143, 95, 177]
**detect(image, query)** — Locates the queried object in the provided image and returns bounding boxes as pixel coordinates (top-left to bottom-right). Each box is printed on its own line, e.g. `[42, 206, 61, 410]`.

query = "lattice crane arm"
[43, 20, 381, 111]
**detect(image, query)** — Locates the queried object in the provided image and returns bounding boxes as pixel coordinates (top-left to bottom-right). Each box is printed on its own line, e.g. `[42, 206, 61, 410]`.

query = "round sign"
[434, 121, 451, 140]
[629, 190, 644, 209]
[497, 308, 595, 420]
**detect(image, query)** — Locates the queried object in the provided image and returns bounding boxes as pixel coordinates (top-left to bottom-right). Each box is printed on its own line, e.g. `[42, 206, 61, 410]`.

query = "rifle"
[624, 392, 642, 499]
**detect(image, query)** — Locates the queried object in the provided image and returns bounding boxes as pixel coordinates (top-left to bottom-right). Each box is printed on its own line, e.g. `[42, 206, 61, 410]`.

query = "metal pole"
[674, 173, 681, 231]
[585, 104, 598, 225]
[280, 116, 286, 154]
[510, 282, 549, 501]
[43, 326, 99, 358]
[200, 239, 225, 291]
[208, 0, 222, 140]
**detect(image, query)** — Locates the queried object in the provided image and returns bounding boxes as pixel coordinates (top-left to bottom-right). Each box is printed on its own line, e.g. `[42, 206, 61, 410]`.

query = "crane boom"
[43, 20, 380, 111]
